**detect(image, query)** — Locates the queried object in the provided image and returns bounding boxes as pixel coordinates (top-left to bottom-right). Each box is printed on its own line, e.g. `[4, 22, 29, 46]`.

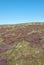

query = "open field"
[0, 23, 44, 65]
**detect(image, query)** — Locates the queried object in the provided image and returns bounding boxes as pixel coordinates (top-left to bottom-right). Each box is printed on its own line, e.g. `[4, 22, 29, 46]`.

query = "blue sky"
[0, 0, 44, 24]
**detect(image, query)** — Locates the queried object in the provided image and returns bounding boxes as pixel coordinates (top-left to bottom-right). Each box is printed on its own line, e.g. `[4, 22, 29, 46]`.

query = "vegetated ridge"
[0, 23, 44, 65]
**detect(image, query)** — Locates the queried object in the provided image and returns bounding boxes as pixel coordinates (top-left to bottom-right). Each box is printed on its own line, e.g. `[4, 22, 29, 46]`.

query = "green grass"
[41, 38, 44, 43]
[1, 40, 43, 65]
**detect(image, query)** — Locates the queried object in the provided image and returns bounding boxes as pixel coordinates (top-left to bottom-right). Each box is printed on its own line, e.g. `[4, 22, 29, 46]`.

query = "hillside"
[0, 23, 44, 65]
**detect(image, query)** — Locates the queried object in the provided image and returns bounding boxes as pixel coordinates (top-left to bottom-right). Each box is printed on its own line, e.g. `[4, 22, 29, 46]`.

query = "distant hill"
[0, 23, 44, 65]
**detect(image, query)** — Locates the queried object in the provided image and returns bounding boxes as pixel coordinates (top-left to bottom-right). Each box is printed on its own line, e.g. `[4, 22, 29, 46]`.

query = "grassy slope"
[0, 23, 44, 65]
